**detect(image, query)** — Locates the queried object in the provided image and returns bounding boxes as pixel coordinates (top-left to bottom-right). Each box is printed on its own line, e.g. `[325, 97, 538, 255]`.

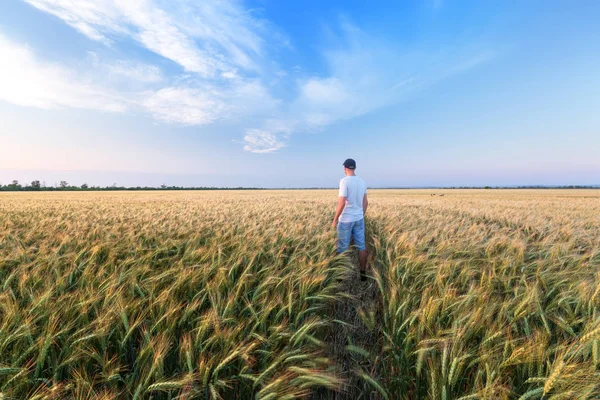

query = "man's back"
[333, 158, 369, 280]
[339, 176, 367, 223]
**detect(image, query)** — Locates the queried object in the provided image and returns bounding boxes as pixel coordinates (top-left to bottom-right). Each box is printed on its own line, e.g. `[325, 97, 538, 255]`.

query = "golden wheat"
[367, 189, 600, 399]
[1, 189, 599, 399]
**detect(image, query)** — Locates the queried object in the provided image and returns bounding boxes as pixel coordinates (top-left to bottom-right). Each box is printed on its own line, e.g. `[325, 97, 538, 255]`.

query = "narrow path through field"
[312, 251, 384, 400]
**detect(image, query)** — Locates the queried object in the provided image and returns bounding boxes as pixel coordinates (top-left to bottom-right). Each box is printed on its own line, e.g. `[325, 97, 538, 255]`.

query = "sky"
[0, 0, 599, 188]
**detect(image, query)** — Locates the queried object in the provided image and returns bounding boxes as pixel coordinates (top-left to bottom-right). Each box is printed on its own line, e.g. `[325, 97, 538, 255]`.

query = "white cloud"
[243, 22, 494, 152]
[0, 33, 128, 112]
[84, 52, 164, 84]
[24, 0, 127, 43]
[16, 0, 282, 130]
[301, 77, 349, 106]
[9, 2, 494, 153]
[243, 129, 287, 153]
[0, 34, 277, 127]
[143, 79, 279, 125]
[106, 60, 163, 83]
[142, 87, 226, 125]
[23, 0, 270, 77]
[0, 32, 278, 126]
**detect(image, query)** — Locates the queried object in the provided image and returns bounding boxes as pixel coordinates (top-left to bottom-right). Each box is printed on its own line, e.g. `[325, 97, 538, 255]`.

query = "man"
[331, 158, 369, 280]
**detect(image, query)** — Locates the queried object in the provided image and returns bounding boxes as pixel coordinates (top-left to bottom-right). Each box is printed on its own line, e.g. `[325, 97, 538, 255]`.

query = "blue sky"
[0, 0, 599, 188]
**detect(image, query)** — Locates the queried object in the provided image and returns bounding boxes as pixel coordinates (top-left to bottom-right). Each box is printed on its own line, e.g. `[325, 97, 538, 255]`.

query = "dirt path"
[312, 252, 384, 399]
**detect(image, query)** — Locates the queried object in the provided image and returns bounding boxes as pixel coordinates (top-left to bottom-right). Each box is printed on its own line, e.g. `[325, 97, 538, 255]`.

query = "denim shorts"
[337, 218, 366, 253]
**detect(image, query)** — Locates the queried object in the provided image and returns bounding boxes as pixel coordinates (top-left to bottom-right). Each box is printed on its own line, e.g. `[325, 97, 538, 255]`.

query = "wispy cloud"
[0, 31, 279, 125]
[243, 128, 288, 153]
[8, 2, 494, 153]
[84, 51, 164, 86]
[142, 79, 279, 125]
[105, 60, 163, 83]
[0, 33, 129, 112]
[23, 0, 270, 76]
[243, 21, 495, 152]
[15, 0, 281, 127]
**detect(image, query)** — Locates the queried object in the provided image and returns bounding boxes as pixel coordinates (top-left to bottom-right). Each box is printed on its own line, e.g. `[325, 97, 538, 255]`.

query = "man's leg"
[359, 249, 368, 273]
[336, 221, 352, 254]
[352, 219, 368, 279]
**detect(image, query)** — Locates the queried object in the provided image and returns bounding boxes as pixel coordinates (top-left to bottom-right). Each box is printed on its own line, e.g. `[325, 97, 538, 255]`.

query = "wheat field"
[1, 190, 599, 399]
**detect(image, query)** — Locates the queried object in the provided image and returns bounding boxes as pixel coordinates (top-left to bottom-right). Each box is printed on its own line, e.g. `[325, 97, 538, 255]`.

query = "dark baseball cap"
[343, 158, 356, 169]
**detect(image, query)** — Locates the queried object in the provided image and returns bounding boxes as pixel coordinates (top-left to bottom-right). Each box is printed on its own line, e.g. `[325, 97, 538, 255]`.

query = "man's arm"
[332, 197, 346, 228]
[363, 192, 368, 215]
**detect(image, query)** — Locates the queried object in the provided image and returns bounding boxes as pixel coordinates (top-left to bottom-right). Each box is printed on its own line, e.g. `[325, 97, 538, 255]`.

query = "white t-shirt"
[338, 175, 367, 223]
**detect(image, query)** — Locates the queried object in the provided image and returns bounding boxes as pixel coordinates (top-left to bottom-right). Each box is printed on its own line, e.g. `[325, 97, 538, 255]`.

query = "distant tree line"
[1, 180, 598, 192]
[0, 180, 263, 192]
[459, 185, 599, 189]
[360, 185, 600, 190]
